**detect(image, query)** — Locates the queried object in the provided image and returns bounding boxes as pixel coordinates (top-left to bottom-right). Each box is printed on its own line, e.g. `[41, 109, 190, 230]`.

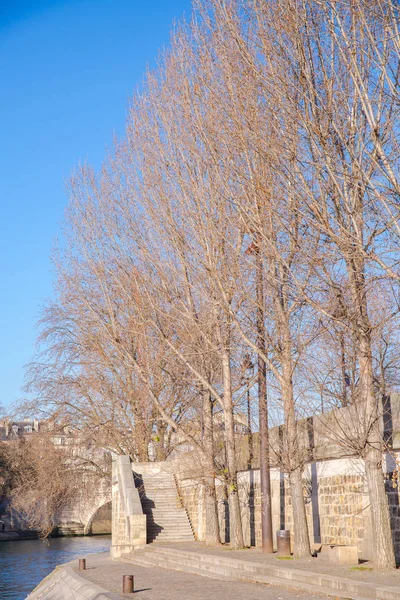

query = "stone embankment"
[27, 545, 400, 600]
[25, 551, 324, 600]
[0, 530, 38, 541]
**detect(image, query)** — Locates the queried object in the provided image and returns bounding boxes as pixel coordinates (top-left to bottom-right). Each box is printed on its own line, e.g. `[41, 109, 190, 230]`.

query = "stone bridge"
[56, 477, 112, 536]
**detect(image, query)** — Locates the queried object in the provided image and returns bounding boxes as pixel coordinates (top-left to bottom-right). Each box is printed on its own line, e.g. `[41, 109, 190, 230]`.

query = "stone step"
[145, 511, 188, 517]
[146, 519, 192, 524]
[138, 472, 193, 544]
[123, 551, 369, 600]
[147, 519, 191, 529]
[145, 511, 188, 516]
[144, 507, 185, 511]
[144, 508, 186, 513]
[143, 481, 176, 485]
[146, 518, 191, 523]
[142, 547, 379, 600]
[148, 535, 193, 544]
[147, 532, 193, 537]
[147, 532, 193, 536]
[147, 524, 192, 530]
[147, 530, 193, 536]
[141, 492, 178, 497]
[142, 492, 177, 496]
[144, 500, 180, 504]
[141, 498, 180, 503]
[146, 519, 191, 524]
[148, 535, 196, 544]
[147, 523, 192, 529]
[141, 482, 176, 487]
[122, 553, 235, 580]
[140, 484, 176, 488]
[147, 528, 193, 534]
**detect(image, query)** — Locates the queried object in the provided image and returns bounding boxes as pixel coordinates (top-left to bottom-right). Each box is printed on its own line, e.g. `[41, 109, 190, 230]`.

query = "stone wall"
[178, 455, 400, 561]
[111, 455, 146, 558]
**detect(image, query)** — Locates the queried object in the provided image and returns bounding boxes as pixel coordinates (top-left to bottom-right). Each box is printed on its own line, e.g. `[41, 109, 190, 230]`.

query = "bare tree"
[0, 434, 87, 538]
[247, 0, 400, 568]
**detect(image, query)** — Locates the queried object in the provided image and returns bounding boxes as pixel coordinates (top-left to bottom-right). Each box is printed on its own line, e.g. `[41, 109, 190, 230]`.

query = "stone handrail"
[111, 455, 146, 558]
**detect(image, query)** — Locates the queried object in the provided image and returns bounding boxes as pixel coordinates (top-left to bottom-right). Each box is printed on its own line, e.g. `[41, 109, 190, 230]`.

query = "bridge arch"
[84, 500, 112, 535]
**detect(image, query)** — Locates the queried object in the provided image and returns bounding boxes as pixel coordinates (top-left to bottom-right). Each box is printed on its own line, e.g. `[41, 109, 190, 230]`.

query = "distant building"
[212, 411, 251, 435]
[0, 419, 40, 442]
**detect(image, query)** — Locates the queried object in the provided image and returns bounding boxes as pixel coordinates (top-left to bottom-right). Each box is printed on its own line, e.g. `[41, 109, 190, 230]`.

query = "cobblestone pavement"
[74, 552, 328, 599]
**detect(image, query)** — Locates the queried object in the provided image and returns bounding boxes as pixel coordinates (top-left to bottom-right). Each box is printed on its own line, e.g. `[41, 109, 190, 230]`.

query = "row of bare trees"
[24, 0, 400, 567]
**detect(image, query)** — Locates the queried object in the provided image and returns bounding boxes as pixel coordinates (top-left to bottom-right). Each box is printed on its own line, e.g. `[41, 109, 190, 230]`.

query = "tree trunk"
[256, 237, 273, 553]
[282, 373, 311, 558]
[258, 357, 273, 553]
[202, 390, 221, 545]
[155, 419, 167, 461]
[273, 261, 311, 558]
[348, 241, 395, 569]
[289, 466, 310, 558]
[365, 449, 395, 569]
[222, 351, 244, 549]
[359, 330, 395, 569]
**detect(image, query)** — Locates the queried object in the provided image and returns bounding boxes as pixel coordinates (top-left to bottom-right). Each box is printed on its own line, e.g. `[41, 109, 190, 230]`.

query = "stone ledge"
[26, 564, 123, 600]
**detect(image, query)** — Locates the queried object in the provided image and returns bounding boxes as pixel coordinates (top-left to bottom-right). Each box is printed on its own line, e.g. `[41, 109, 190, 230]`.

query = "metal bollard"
[276, 529, 291, 556]
[122, 575, 134, 593]
[78, 558, 86, 570]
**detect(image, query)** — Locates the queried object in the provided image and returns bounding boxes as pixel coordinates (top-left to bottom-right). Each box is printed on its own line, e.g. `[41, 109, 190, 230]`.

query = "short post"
[78, 558, 86, 570]
[122, 575, 134, 593]
[276, 530, 291, 556]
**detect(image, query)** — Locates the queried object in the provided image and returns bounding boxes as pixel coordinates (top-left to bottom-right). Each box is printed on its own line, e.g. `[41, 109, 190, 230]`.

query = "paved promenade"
[28, 543, 400, 599]
[73, 551, 327, 599]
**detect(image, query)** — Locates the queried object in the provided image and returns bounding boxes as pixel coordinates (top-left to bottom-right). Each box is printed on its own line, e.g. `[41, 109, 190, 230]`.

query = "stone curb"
[26, 563, 123, 600]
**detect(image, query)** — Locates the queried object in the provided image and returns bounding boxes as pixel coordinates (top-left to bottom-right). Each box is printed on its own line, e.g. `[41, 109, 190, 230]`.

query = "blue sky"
[0, 0, 192, 409]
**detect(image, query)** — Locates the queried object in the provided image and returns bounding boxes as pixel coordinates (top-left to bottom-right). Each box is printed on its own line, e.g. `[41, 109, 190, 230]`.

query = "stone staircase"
[134, 470, 194, 543]
[121, 545, 398, 600]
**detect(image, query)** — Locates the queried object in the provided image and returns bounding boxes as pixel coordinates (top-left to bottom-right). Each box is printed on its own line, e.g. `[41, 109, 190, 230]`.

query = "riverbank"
[0, 531, 38, 542]
[27, 551, 326, 600]
[0, 530, 111, 543]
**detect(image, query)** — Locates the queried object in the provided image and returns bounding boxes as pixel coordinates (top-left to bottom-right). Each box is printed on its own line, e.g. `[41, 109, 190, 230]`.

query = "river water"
[0, 535, 111, 600]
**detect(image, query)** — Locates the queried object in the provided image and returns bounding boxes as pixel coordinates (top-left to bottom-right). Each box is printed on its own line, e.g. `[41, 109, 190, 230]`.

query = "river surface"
[0, 535, 111, 600]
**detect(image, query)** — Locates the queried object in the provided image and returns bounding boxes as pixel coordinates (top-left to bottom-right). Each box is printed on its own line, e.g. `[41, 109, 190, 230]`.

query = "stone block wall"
[178, 479, 204, 540]
[386, 477, 400, 559]
[111, 455, 146, 558]
[177, 455, 400, 561]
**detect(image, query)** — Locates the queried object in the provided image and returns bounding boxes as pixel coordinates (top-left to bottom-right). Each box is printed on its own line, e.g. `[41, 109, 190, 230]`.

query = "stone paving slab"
[165, 542, 400, 589]
[74, 552, 328, 600]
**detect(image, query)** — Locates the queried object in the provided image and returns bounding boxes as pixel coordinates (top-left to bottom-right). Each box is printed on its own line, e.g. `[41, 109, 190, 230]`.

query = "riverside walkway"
[28, 551, 328, 600]
[28, 542, 400, 600]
